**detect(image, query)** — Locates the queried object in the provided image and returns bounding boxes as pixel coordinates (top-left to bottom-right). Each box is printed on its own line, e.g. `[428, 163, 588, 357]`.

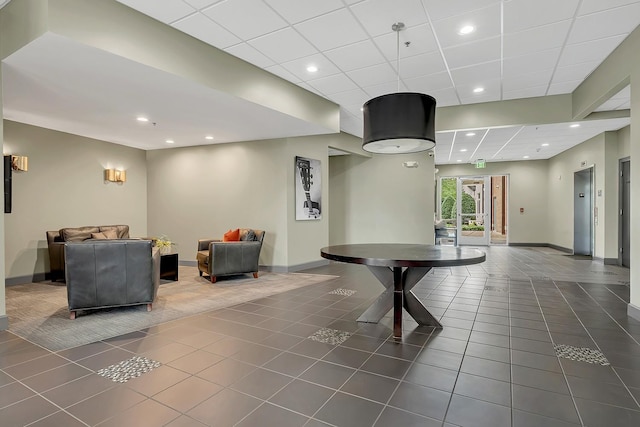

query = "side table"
[160, 252, 179, 281]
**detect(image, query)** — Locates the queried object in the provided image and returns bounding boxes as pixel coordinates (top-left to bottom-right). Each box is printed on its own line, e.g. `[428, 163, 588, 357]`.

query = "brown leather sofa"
[65, 239, 160, 319]
[46, 225, 130, 282]
[197, 228, 265, 283]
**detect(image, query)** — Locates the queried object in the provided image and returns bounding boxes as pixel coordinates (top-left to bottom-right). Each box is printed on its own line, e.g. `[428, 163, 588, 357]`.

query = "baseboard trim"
[628, 303, 640, 322]
[5, 273, 48, 286]
[508, 242, 548, 247]
[178, 259, 330, 273]
[547, 244, 573, 253]
[604, 258, 618, 265]
[0, 315, 8, 331]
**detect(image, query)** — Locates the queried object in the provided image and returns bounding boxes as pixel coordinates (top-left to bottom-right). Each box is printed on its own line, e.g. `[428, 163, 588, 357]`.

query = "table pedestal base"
[357, 266, 442, 338]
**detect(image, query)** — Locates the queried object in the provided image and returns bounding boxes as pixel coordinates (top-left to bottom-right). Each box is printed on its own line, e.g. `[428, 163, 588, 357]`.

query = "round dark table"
[321, 244, 486, 338]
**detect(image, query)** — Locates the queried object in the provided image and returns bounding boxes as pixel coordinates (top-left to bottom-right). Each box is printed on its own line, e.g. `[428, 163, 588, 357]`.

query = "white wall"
[329, 151, 435, 245]
[3, 121, 148, 281]
[436, 160, 549, 245]
[618, 125, 631, 159]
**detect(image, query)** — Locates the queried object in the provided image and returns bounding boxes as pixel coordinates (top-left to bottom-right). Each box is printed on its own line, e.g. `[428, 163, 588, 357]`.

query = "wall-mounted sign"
[475, 159, 486, 168]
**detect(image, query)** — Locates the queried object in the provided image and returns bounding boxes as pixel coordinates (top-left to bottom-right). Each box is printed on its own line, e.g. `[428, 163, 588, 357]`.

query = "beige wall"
[0, 69, 4, 325]
[285, 136, 330, 267]
[619, 125, 631, 159]
[3, 120, 148, 281]
[146, 139, 290, 268]
[329, 151, 435, 245]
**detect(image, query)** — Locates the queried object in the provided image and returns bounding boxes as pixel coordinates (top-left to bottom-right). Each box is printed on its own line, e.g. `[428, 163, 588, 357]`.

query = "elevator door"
[620, 160, 630, 267]
[573, 168, 593, 256]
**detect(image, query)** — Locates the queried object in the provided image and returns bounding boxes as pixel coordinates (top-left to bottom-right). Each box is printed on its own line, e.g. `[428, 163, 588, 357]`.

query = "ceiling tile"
[595, 98, 627, 111]
[503, 70, 553, 92]
[172, 12, 241, 49]
[224, 43, 275, 68]
[248, 28, 317, 63]
[327, 88, 369, 107]
[503, 20, 571, 57]
[296, 82, 322, 96]
[579, 0, 640, 15]
[503, 49, 561, 76]
[281, 54, 341, 82]
[503, 86, 548, 100]
[117, 0, 196, 23]
[423, 0, 500, 22]
[432, 3, 501, 49]
[349, 0, 428, 37]
[405, 71, 453, 93]
[203, 0, 287, 40]
[363, 81, 407, 99]
[567, 3, 640, 44]
[460, 91, 500, 105]
[442, 37, 500, 69]
[346, 62, 397, 87]
[182, 0, 224, 10]
[558, 35, 627, 67]
[429, 87, 460, 107]
[264, 64, 302, 83]
[324, 40, 386, 72]
[450, 61, 500, 87]
[264, 0, 344, 24]
[307, 73, 358, 95]
[552, 60, 600, 83]
[373, 23, 439, 61]
[547, 80, 582, 95]
[396, 51, 447, 79]
[294, 8, 368, 51]
[504, 0, 580, 33]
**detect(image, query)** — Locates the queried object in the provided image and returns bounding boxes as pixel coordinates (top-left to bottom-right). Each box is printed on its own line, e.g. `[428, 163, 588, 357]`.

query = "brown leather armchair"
[197, 229, 265, 283]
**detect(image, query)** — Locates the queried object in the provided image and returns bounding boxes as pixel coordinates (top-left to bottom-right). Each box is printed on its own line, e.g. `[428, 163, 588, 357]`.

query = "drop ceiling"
[2, 0, 638, 164]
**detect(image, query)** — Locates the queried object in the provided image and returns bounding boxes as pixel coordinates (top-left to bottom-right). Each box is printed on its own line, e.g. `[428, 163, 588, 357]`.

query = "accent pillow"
[241, 229, 256, 241]
[223, 228, 240, 242]
[91, 229, 118, 240]
[61, 227, 99, 242]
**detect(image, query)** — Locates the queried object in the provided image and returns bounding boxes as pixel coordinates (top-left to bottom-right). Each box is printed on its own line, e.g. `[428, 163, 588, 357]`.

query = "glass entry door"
[438, 176, 491, 246]
[457, 177, 491, 245]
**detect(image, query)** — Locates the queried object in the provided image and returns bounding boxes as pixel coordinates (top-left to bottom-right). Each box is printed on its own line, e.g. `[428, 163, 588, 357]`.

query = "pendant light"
[362, 22, 436, 154]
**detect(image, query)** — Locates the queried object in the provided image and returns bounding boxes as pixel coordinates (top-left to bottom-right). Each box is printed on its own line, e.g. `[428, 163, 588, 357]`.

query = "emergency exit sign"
[475, 159, 486, 168]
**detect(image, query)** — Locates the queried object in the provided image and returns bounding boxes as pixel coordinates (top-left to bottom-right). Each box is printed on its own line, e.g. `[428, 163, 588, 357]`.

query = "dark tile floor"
[1, 246, 638, 426]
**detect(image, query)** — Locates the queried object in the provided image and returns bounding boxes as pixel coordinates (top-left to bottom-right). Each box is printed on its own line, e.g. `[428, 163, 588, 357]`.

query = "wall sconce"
[104, 168, 126, 183]
[11, 155, 28, 172]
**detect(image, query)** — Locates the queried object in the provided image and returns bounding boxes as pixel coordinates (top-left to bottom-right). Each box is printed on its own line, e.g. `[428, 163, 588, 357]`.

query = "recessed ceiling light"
[542, 143, 549, 147]
[460, 149, 467, 152]
[523, 155, 530, 159]
[456, 159, 462, 162]
[205, 136, 214, 140]
[165, 139, 174, 144]
[570, 123, 580, 128]
[136, 117, 149, 122]
[466, 132, 476, 136]
[473, 87, 484, 93]
[458, 25, 475, 35]
[306, 65, 318, 73]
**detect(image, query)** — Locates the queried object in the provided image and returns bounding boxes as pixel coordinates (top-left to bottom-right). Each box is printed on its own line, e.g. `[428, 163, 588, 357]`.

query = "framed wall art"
[295, 156, 321, 220]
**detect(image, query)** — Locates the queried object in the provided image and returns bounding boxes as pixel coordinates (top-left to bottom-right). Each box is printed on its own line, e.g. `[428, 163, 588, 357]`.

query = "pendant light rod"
[392, 22, 405, 93]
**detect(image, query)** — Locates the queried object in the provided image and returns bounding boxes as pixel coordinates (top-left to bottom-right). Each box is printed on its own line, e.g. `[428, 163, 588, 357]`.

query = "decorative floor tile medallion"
[97, 356, 162, 383]
[329, 288, 357, 297]
[308, 328, 352, 345]
[554, 344, 610, 366]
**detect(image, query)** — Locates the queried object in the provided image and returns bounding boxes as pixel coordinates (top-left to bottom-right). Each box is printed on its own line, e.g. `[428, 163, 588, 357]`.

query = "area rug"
[6, 266, 337, 351]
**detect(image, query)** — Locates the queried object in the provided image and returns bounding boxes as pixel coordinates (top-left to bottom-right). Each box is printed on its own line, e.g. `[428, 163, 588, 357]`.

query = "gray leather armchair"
[47, 225, 130, 282]
[65, 239, 160, 319]
[197, 229, 265, 283]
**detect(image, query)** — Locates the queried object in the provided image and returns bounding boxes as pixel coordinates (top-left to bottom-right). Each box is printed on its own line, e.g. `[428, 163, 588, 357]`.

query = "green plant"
[155, 235, 175, 249]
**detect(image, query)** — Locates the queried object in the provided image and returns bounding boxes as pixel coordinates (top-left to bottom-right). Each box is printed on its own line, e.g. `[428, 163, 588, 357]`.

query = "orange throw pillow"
[223, 228, 240, 242]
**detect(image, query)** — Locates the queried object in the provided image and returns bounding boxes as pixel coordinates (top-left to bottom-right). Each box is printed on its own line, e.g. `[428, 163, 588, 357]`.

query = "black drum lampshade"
[362, 92, 436, 154]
